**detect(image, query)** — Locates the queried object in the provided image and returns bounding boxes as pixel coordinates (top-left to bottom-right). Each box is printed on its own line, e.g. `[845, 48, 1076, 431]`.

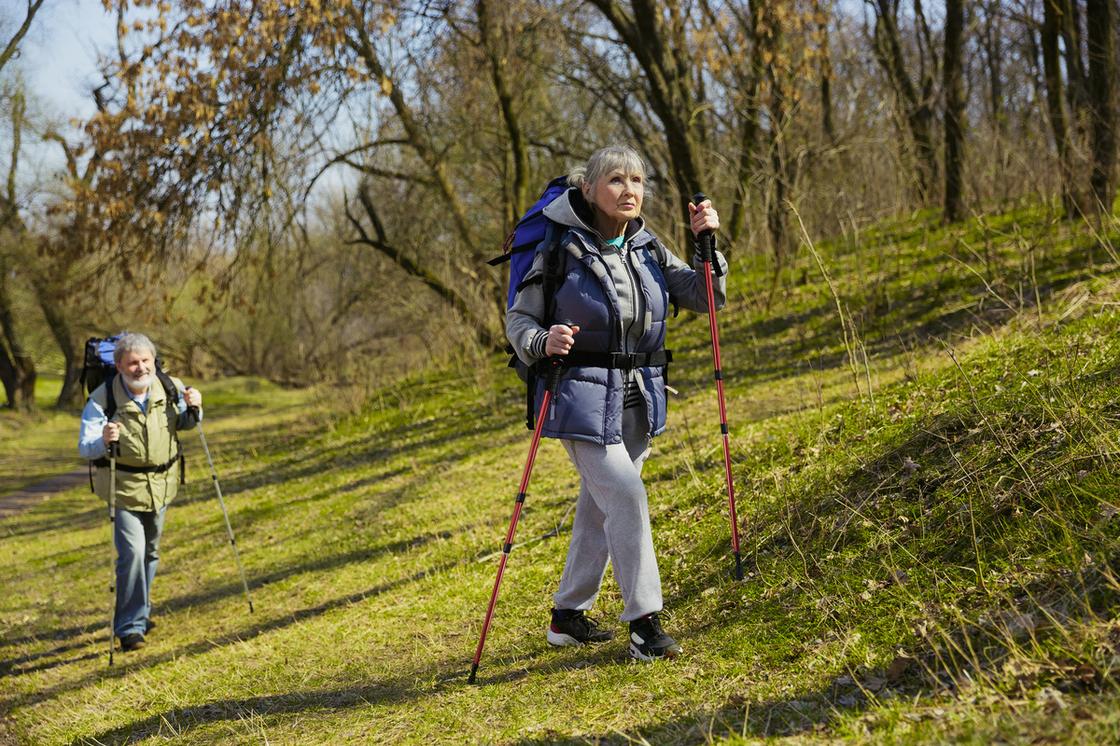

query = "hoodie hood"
[542, 187, 654, 248]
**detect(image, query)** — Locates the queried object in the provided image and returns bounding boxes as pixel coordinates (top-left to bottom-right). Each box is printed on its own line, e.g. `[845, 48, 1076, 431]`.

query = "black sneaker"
[546, 608, 615, 647]
[145, 618, 156, 634]
[119, 633, 146, 652]
[628, 612, 681, 661]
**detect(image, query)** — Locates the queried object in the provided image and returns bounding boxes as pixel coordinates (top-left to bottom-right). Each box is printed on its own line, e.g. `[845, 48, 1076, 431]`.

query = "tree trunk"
[477, 0, 530, 228]
[0, 253, 36, 412]
[1087, 0, 1117, 215]
[0, 0, 45, 77]
[942, 0, 966, 223]
[0, 86, 35, 411]
[33, 278, 83, 409]
[816, 0, 836, 145]
[586, 0, 707, 218]
[724, 0, 765, 244]
[766, 49, 790, 264]
[1042, 0, 1081, 217]
[870, 0, 939, 202]
[345, 182, 500, 350]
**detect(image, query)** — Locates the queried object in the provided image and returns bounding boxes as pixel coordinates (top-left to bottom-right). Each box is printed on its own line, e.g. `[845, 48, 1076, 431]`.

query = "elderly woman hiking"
[505, 145, 727, 661]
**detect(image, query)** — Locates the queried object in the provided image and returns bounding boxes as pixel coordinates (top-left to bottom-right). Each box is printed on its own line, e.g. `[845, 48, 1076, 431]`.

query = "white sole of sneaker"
[547, 629, 582, 647]
[628, 642, 681, 662]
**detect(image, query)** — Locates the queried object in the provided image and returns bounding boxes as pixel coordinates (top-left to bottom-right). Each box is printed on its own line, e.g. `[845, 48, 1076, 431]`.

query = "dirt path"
[0, 469, 87, 518]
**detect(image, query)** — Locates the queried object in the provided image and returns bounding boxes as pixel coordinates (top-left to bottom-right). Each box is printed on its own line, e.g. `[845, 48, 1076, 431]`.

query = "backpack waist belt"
[92, 451, 180, 474]
[552, 349, 672, 369]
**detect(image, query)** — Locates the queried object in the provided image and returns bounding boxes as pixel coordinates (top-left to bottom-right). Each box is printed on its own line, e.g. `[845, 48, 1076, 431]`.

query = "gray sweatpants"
[553, 405, 663, 621]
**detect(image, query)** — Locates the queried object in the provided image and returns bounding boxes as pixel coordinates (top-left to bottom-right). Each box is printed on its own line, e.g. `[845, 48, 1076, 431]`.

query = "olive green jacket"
[89, 375, 196, 511]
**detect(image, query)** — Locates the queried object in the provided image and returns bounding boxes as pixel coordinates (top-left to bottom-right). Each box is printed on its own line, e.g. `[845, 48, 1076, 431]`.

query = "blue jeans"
[113, 507, 167, 637]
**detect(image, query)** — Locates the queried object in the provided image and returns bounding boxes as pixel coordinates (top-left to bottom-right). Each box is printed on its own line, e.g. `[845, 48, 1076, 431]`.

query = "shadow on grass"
[65, 671, 438, 745]
[155, 526, 463, 616]
[8, 558, 464, 717]
[0, 639, 98, 679]
[66, 626, 644, 744]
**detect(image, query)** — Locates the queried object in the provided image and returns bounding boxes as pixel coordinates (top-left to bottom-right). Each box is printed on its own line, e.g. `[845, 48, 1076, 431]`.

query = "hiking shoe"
[628, 612, 681, 661]
[145, 618, 156, 634]
[119, 633, 146, 652]
[547, 608, 614, 647]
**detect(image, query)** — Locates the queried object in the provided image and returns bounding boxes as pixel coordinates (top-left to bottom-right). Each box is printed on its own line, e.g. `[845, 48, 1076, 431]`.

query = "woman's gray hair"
[113, 332, 157, 365]
[568, 145, 648, 192]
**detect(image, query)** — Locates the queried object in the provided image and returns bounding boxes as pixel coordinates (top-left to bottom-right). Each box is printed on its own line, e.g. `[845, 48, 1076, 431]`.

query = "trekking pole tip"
[734, 552, 744, 581]
[467, 664, 479, 684]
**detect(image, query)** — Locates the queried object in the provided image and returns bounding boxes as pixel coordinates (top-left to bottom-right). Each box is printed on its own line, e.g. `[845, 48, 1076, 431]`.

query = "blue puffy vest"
[534, 227, 671, 446]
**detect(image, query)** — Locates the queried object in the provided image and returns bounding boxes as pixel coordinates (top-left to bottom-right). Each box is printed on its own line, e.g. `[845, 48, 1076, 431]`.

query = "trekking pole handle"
[691, 192, 723, 277]
[108, 441, 120, 459]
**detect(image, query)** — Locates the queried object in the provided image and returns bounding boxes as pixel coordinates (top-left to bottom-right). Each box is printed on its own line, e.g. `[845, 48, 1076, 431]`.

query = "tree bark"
[815, 0, 837, 145]
[0, 0, 45, 77]
[1042, 0, 1081, 217]
[477, 0, 530, 228]
[1087, 0, 1117, 214]
[942, 0, 966, 223]
[0, 87, 35, 411]
[31, 275, 83, 410]
[344, 183, 499, 350]
[0, 251, 36, 412]
[585, 0, 707, 216]
[869, 0, 938, 202]
[345, 6, 479, 254]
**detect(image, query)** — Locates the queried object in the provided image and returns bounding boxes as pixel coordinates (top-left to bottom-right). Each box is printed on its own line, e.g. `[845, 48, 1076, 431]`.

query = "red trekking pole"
[469, 358, 563, 684]
[693, 192, 743, 581]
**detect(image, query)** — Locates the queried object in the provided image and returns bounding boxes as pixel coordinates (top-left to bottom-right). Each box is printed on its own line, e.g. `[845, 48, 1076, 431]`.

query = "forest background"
[0, 0, 1117, 408]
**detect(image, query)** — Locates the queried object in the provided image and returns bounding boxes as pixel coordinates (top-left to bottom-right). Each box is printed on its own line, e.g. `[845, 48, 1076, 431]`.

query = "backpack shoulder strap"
[155, 369, 182, 423]
[539, 222, 565, 325]
[156, 368, 188, 484]
[104, 374, 118, 421]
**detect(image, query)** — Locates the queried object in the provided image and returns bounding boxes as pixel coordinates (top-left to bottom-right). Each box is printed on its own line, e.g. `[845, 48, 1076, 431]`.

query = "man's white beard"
[124, 373, 152, 393]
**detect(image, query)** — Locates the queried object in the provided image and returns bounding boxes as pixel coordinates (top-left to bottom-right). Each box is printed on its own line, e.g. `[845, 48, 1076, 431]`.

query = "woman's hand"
[545, 324, 580, 356]
[689, 198, 720, 237]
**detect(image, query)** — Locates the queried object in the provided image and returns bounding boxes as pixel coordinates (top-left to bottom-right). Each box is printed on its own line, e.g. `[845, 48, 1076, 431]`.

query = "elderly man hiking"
[78, 332, 202, 653]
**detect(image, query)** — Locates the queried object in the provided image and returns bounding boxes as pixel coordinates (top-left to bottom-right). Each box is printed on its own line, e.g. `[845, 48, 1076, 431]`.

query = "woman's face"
[586, 169, 644, 225]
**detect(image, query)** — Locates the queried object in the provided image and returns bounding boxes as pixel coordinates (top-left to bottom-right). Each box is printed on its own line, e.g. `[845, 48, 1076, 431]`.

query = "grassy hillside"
[1, 204, 1119, 744]
[0, 375, 87, 498]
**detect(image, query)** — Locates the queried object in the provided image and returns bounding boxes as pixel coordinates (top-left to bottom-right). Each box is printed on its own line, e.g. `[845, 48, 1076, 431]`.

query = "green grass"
[1, 205, 1119, 744]
[0, 375, 86, 498]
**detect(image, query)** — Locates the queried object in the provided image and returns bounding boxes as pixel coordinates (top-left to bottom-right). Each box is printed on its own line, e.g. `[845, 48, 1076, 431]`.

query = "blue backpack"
[488, 176, 570, 308]
[487, 178, 572, 428]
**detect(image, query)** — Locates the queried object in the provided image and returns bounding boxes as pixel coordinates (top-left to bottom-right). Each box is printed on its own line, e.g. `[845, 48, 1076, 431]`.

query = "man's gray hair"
[567, 144, 648, 191]
[113, 332, 157, 365]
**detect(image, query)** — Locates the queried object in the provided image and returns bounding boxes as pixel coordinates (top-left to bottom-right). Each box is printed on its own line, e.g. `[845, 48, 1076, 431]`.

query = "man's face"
[116, 349, 154, 393]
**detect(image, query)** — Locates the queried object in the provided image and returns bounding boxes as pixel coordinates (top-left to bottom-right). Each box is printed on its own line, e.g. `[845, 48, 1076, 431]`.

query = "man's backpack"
[81, 335, 189, 488]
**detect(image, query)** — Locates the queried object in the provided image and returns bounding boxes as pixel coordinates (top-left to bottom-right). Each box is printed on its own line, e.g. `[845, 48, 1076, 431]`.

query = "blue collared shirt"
[78, 383, 201, 460]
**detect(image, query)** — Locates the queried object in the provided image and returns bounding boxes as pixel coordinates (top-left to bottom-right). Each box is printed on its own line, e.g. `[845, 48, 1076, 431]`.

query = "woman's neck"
[593, 213, 627, 240]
